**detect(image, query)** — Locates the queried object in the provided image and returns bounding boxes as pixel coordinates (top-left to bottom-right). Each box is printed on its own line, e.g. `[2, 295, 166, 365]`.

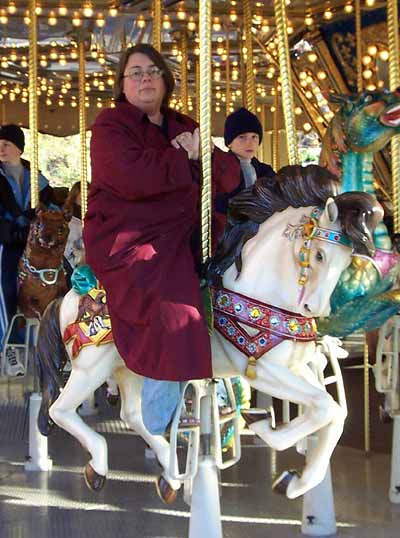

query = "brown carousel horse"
[17, 203, 71, 319]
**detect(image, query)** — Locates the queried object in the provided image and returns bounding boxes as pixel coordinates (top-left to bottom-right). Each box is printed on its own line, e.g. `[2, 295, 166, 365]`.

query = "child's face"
[229, 132, 259, 159]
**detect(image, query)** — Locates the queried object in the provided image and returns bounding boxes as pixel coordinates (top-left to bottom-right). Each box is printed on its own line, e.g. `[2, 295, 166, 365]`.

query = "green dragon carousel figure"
[319, 88, 400, 336]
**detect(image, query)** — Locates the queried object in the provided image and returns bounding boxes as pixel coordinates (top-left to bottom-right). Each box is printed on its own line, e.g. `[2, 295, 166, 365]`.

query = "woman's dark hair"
[113, 44, 175, 108]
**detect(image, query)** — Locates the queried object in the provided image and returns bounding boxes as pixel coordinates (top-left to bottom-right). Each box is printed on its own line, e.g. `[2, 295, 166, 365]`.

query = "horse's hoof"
[241, 408, 273, 427]
[272, 470, 300, 496]
[106, 392, 120, 407]
[156, 475, 178, 504]
[84, 463, 106, 493]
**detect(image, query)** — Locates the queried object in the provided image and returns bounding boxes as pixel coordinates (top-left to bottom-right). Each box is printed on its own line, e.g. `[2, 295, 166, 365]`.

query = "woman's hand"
[171, 128, 200, 160]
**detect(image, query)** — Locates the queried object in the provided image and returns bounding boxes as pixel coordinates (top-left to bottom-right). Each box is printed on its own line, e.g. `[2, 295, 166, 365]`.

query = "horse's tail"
[36, 297, 69, 436]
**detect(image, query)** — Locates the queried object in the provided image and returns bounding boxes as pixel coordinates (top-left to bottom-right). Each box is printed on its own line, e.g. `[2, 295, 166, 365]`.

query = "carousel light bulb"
[0, 10, 8, 24]
[323, 9, 333, 20]
[48, 11, 58, 26]
[213, 17, 222, 32]
[303, 122, 312, 132]
[58, 100, 65, 107]
[21, 96, 27, 103]
[295, 106, 302, 115]
[379, 49, 389, 61]
[96, 13, 106, 27]
[70, 50, 78, 60]
[307, 52, 318, 63]
[162, 15, 171, 29]
[217, 46, 224, 55]
[58, 5, 68, 16]
[305, 14, 314, 26]
[261, 20, 270, 33]
[40, 57, 48, 67]
[98, 55, 106, 65]
[366, 0, 375, 6]
[23, 11, 30, 25]
[50, 50, 58, 60]
[82, 3, 93, 18]
[362, 55, 372, 66]
[363, 68, 373, 79]
[137, 15, 146, 28]
[317, 70, 327, 80]
[367, 44, 378, 56]
[366, 83, 376, 91]
[20, 57, 28, 67]
[71, 101, 77, 108]
[72, 12, 82, 26]
[9, 51, 17, 62]
[109, 6, 118, 17]
[377, 80, 385, 88]
[305, 90, 313, 99]
[187, 16, 196, 31]
[107, 77, 114, 86]
[270, 105, 276, 113]
[59, 54, 67, 66]
[177, 9, 186, 20]
[344, 3, 353, 13]
[7, 2, 17, 15]
[230, 11, 238, 22]
[35, 4, 42, 15]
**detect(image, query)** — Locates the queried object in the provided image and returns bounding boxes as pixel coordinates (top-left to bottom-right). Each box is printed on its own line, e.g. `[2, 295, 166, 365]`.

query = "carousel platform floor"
[0, 376, 400, 538]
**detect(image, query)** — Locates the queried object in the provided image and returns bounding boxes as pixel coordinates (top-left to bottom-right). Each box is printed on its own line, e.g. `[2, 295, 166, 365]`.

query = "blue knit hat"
[0, 124, 25, 153]
[224, 107, 263, 146]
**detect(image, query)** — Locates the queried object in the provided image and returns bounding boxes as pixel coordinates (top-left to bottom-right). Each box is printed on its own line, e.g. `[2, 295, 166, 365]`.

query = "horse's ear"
[62, 204, 73, 222]
[35, 202, 47, 216]
[324, 197, 339, 223]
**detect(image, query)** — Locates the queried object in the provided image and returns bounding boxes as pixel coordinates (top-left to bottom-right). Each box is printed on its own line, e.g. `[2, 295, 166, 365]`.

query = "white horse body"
[49, 201, 353, 500]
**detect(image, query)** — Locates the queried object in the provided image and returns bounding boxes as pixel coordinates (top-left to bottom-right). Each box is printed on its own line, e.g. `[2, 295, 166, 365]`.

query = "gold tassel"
[245, 356, 257, 379]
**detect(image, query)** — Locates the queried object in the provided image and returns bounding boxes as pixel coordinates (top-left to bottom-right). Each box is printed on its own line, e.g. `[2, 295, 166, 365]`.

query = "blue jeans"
[141, 378, 183, 435]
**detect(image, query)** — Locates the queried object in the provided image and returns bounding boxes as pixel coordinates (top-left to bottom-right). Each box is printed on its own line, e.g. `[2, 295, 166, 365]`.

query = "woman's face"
[122, 52, 166, 114]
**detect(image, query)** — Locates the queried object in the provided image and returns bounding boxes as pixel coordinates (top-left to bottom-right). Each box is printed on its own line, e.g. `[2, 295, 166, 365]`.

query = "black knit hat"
[0, 124, 25, 153]
[224, 107, 263, 146]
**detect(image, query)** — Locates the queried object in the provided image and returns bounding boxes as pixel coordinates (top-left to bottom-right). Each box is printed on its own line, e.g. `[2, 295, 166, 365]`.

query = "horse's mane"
[208, 164, 378, 286]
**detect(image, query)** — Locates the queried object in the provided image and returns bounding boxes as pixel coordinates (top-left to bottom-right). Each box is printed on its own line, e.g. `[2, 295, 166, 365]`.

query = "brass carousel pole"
[199, 0, 212, 261]
[273, 0, 299, 164]
[356, 0, 370, 455]
[181, 32, 189, 115]
[273, 80, 280, 171]
[243, 0, 256, 113]
[152, 0, 162, 52]
[28, 0, 39, 208]
[225, 27, 231, 116]
[355, 0, 363, 93]
[79, 41, 88, 218]
[196, 58, 200, 125]
[388, 0, 400, 233]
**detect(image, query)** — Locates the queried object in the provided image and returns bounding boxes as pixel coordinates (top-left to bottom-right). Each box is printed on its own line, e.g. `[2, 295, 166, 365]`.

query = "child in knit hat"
[212, 107, 275, 251]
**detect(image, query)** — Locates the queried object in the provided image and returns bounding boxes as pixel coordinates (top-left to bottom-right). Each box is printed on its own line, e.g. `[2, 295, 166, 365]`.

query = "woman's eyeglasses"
[123, 66, 163, 81]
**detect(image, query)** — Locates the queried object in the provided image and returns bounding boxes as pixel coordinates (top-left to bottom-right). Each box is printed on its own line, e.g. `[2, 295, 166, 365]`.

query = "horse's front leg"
[49, 348, 118, 491]
[246, 349, 345, 498]
[113, 368, 181, 503]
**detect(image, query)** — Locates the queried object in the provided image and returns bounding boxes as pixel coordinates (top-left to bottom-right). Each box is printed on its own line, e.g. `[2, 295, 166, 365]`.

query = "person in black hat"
[0, 124, 54, 375]
[212, 107, 275, 251]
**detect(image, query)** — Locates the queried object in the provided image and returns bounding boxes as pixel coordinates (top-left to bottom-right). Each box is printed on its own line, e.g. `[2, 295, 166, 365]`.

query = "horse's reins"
[19, 254, 65, 286]
[212, 206, 352, 379]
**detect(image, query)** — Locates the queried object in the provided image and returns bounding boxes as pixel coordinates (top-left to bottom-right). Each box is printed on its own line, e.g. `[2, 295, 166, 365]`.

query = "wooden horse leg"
[49, 349, 118, 484]
[113, 367, 181, 498]
[247, 360, 344, 498]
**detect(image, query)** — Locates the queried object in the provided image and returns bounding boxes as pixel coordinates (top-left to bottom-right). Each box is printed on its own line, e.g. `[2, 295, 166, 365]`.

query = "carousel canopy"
[0, 1, 396, 197]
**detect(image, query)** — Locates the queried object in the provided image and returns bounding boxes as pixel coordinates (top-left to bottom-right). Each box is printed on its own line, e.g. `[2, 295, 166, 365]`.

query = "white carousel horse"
[36, 165, 382, 501]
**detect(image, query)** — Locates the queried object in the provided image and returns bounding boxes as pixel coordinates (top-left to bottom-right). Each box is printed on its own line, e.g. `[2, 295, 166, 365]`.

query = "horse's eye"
[316, 250, 324, 263]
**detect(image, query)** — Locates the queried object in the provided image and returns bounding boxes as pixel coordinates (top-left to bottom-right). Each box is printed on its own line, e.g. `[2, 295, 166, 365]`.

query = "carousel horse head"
[18, 204, 72, 319]
[28, 203, 71, 252]
[209, 164, 382, 318]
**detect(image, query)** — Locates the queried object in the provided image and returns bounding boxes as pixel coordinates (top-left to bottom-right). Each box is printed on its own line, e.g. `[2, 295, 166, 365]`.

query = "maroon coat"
[83, 101, 212, 381]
